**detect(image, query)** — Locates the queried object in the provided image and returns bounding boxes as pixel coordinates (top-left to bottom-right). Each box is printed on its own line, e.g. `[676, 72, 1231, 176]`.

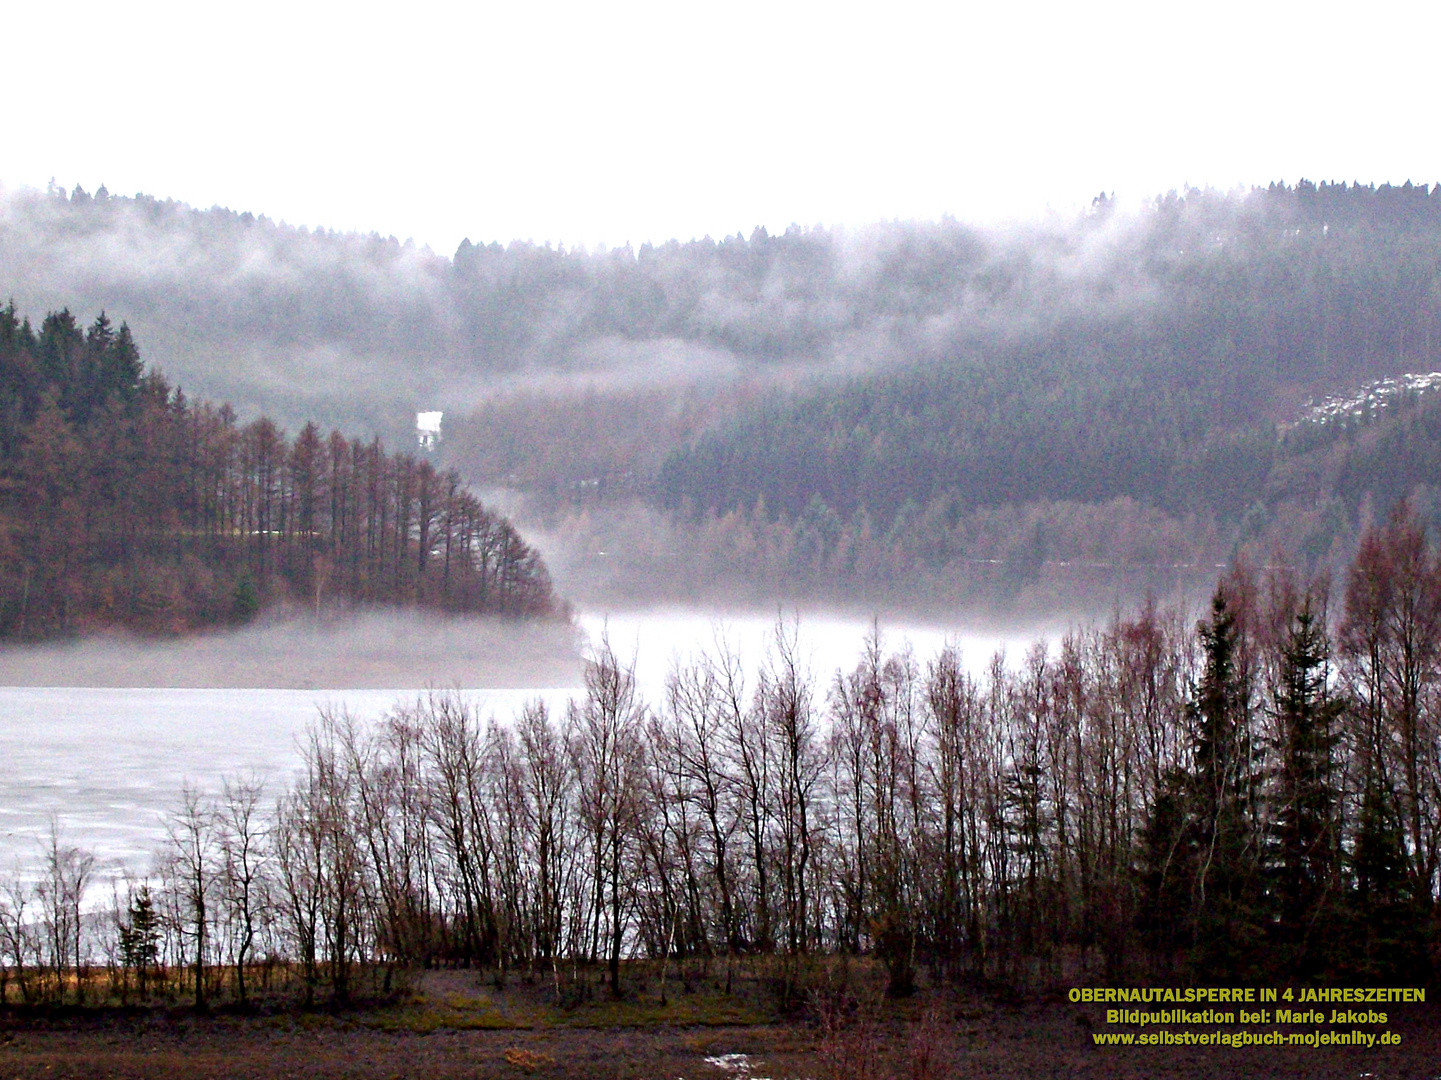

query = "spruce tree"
[1181, 591, 1262, 974]
[1268, 600, 1343, 973]
[119, 885, 161, 998]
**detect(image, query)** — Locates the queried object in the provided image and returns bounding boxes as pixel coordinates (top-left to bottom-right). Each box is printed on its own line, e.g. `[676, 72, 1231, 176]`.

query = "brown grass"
[505, 1046, 557, 1072]
[1, 960, 1438, 1079]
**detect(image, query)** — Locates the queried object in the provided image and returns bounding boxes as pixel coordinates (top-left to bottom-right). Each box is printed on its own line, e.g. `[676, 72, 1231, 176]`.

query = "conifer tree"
[1142, 588, 1265, 975]
[1190, 590, 1262, 959]
[1268, 599, 1343, 972]
[118, 885, 161, 998]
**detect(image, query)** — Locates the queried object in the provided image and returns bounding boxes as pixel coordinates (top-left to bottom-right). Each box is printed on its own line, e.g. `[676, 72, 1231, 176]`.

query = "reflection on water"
[0, 609, 1053, 877]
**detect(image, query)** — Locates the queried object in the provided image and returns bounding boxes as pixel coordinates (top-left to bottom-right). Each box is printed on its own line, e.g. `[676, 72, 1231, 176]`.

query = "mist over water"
[0, 611, 583, 690]
[0, 607, 1055, 882]
[577, 608, 1048, 697]
[0, 611, 584, 881]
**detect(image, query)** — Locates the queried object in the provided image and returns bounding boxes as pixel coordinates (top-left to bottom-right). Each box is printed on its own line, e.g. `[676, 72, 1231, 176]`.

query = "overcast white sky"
[4, 0, 1438, 254]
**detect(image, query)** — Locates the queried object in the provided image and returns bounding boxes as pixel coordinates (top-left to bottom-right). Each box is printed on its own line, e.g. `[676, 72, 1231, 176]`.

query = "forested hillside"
[10, 180, 1441, 610]
[639, 361, 1441, 613]
[10, 180, 1441, 427]
[654, 185, 1441, 510]
[0, 305, 559, 640]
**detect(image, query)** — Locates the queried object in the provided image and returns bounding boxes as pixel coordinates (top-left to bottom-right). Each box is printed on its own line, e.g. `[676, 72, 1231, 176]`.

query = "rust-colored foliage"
[0, 305, 561, 639]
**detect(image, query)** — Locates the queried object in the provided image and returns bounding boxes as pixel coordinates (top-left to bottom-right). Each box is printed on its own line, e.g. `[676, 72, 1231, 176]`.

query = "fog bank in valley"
[7, 180, 1441, 618]
[0, 612, 584, 689]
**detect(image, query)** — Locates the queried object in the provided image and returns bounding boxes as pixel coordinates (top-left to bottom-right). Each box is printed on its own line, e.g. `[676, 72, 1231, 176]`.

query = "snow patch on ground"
[701, 1053, 773, 1079]
[1295, 371, 1441, 428]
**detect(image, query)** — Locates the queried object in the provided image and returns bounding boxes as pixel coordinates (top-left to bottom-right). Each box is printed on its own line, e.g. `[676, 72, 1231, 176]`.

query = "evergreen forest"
[0, 304, 559, 640]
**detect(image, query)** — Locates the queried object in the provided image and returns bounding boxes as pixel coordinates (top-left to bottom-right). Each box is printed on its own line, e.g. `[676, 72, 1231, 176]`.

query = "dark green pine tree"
[1268, 600, 1344, 974]
[36, 309, 82, 413]
[1349, 748, 1425, 979]
[1186, 588, 1265, 975]
[119, 885, 161, 998]
[1352, 773, 1408, 906]
[1138, 765, 1194, 968]
[94, 317, 143, 407]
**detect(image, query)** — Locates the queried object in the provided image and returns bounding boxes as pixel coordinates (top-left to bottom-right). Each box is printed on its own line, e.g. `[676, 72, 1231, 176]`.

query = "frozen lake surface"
[0, 686, 574, 879]
[0, 609, 1049, 879]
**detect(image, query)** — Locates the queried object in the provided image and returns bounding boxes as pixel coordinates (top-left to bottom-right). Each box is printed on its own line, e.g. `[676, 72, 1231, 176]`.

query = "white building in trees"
[416, 411, 443, 451]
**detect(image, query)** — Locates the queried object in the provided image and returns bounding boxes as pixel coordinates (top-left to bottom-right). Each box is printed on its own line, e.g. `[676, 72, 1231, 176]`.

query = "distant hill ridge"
[5, 179, 1441, 432]
[10, 180, 1441, 610]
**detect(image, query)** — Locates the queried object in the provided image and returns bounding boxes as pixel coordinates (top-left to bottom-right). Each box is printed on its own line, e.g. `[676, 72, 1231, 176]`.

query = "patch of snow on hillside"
[1296, 371, 1441, 428]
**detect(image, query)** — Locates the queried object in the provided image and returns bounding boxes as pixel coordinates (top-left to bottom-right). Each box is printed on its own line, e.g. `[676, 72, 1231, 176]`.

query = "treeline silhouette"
[0, 304, 559, 639]
[5, 508, 1439, 1009]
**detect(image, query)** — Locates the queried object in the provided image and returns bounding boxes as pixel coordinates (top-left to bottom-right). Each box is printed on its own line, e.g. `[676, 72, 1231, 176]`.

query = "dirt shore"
[2, 980, 1437, 1079]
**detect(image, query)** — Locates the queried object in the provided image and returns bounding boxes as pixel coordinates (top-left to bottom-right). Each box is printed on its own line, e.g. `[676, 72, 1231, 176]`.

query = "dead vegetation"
[1, 958, 1438, 1079]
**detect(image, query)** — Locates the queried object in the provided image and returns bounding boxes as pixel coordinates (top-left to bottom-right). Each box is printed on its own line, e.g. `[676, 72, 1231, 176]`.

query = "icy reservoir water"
[0, 609, 1043, 879]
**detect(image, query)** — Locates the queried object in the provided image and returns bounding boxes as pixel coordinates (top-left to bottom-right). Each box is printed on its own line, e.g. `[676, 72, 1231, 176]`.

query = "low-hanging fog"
[0, 611, 584, 690]
[9, 180, 1441, 623]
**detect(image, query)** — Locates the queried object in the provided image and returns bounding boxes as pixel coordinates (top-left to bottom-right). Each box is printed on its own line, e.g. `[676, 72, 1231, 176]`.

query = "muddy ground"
[1, 970, 1437, 1079]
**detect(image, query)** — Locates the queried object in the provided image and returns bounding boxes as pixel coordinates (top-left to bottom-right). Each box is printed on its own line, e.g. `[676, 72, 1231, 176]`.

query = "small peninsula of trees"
[0, 303, 559, 639]
[4, 507, 1440, 1010]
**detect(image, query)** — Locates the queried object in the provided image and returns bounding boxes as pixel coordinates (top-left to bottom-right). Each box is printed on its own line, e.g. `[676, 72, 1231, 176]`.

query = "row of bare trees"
[4, 509, 1441, 1006]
